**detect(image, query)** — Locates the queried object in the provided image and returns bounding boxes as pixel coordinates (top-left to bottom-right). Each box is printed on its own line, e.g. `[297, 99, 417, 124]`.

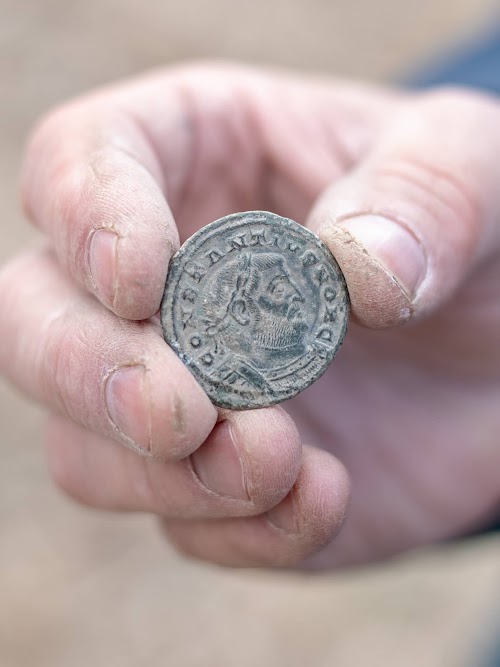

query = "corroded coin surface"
[161, 211, 349, 410]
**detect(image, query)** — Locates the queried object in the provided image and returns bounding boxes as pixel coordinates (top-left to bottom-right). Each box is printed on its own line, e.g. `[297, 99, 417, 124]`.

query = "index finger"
[21, 80, 185, 320]
[21, 63, 261, 320]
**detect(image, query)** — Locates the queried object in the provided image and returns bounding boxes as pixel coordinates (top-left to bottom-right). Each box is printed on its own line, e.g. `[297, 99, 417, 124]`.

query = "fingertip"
[148, 351, 218, 461]
[228, 406, 302, 510]
[267, 446, 350, 554]
[101, 344, 218, 462]
[319, 221, 415, 329]
[162, 446, 350, 569]
[21, 97, 180, 322]
[85, 183, 179, 321]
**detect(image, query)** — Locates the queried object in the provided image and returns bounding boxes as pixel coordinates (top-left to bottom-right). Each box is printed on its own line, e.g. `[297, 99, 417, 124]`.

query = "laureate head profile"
[201, 252, 308, 360]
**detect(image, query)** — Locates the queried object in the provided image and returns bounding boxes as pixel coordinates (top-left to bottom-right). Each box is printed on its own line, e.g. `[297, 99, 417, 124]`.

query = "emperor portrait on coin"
[161, 211, 349, 410]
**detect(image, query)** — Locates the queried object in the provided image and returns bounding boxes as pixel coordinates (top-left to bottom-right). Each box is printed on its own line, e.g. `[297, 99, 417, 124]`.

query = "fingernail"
[266, 492, 297, 534]
[105, 365, 151, 454]
[337, 215, 427, 299]
[89, 229, 118, 306]
[191, 421, 249, 500]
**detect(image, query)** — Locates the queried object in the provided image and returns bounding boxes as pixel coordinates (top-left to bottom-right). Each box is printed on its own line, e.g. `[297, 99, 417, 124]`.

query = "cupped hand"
[2, 62, 499, 568]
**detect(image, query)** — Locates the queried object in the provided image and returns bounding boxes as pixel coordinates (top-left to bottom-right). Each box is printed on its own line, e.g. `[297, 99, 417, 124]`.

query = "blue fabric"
[406, 27, 500, 93]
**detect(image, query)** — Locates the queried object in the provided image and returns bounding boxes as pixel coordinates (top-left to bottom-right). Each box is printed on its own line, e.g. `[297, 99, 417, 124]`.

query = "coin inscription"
[161, 211, 349, 409]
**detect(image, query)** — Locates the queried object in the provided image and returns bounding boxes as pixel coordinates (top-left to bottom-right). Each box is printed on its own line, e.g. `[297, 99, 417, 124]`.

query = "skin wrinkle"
[377, 153, 481, 231]
[372, 163, 479, 257]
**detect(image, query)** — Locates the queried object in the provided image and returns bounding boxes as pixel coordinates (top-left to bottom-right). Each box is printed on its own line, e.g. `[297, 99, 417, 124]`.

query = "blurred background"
[1, 1, 500, 665]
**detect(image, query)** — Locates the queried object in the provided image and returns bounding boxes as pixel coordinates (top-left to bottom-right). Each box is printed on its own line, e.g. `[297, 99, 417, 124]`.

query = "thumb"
[308, 89, 500, 329]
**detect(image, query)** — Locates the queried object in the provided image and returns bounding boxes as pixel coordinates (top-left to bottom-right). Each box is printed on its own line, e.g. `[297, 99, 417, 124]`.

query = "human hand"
[2, 62, 499, 568]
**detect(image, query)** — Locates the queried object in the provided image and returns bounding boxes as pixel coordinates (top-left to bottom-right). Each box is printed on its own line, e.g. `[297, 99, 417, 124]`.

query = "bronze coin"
[161, 211, 349, 410]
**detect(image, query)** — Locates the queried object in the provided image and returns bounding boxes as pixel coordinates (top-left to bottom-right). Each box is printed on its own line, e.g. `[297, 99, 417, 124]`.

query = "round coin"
[161, 211, 349, 410]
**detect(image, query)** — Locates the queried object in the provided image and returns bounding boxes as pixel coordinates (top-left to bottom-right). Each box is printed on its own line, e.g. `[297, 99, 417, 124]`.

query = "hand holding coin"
[3, 64, 500, 568]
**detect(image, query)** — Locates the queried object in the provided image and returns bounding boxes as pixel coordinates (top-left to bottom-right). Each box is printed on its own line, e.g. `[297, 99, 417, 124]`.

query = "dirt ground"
[1, 1, 500, 666]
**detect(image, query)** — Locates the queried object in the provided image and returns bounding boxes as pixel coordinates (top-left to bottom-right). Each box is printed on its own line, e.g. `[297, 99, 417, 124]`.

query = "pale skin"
[2, 62, 500, 568]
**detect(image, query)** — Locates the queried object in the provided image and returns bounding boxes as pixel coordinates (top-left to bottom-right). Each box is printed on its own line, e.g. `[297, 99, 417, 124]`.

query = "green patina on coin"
[161, 211, 349, 410]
